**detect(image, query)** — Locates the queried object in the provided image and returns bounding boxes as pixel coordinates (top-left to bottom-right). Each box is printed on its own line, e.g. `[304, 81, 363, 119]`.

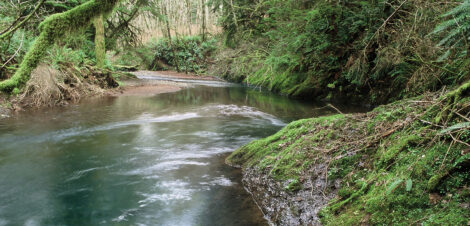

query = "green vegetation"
[210, 0, 469, 104]
[228, 89, 470, 225]
[1, 0, 469, 224]
[0, 0, 119, 92]
[224, 3, 470, 222]
[116, 35, 217, 73]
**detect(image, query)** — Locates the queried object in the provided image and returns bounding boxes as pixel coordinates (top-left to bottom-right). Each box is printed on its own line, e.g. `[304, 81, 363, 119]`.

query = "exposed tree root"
[18, 63, 118, 108]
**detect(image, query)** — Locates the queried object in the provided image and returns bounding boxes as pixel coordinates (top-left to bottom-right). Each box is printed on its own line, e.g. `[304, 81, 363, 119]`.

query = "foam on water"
[138, 180, 194, 206]
[208, 176, 234, 187]
[201, 104, 286, 126]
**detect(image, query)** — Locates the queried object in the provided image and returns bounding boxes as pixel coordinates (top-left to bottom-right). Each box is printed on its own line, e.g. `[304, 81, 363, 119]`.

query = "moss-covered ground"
[227, 87, 470, 225]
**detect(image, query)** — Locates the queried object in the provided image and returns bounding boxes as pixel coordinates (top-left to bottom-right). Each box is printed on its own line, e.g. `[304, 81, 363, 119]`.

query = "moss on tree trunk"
[0, 0, 119, 93]
[94, 14, 106, 69]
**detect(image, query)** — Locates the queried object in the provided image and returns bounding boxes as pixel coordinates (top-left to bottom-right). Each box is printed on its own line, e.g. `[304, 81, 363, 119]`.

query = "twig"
[0, 33, 24, 69]
[363, 0, 409, 56]
[452, 110, 470, 123]
[0, 0, 46, 40]
[327, 103, 344, 115]
[419, 119, 444, 128]
[440, 140, 455, 170]
[449, 133, 470, 147]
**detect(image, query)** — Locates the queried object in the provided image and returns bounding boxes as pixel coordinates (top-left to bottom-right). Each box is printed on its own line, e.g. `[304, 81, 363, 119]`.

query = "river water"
[0, 81, 338, 225]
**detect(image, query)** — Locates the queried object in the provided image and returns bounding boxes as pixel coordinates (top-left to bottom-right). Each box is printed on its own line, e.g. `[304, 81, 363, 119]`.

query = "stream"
[0, 78, 343, 225]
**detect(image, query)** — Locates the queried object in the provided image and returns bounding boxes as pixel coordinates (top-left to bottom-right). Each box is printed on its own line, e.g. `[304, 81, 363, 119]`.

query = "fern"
[432, 0, 470, 51]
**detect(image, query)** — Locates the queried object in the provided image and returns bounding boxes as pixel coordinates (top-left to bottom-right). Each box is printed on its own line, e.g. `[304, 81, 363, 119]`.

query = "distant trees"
[135, 0, 218, 40]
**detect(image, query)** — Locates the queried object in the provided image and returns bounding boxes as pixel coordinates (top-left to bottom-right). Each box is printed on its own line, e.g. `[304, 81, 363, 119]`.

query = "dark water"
[0, 84, 339, 225]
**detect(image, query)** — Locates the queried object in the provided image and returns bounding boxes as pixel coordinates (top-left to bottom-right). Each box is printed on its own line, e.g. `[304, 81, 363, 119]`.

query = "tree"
[162, 4, 181, 72]
[0, 0, 120, 92]
[94, 14, 106, 69]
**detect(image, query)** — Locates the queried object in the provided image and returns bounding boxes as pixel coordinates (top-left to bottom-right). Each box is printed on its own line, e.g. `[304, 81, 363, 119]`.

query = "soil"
[107, 83, 183, 97]
[107, 70, 218, 97]
[132, 70, 224, 81]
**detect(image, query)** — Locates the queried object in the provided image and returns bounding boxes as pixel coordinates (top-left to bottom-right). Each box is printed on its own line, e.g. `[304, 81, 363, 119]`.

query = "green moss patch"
[228, 89, 470, 225]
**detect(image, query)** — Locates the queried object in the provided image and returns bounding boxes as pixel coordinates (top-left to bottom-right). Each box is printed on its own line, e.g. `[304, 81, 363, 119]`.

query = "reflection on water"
[0, 85, 338, 225]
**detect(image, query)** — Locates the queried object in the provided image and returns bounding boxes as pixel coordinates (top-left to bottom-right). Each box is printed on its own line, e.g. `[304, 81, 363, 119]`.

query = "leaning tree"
[0, 0, 120, 92]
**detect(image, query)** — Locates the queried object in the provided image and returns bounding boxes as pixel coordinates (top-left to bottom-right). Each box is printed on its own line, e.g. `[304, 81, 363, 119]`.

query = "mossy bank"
[227, 86, 470, 225]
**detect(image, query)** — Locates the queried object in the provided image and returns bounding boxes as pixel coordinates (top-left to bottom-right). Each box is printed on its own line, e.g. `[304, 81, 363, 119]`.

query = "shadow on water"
[0, 84, 363, 225]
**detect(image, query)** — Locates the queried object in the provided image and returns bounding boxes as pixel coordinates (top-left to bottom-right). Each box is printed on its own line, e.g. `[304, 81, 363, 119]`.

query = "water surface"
[0, 84, 338, 225]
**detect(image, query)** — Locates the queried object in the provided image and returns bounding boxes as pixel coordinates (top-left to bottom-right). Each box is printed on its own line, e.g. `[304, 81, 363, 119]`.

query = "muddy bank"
[108, 83, 183, 97]
[132, 70, 223, 81]
[108, 70, 224, 97]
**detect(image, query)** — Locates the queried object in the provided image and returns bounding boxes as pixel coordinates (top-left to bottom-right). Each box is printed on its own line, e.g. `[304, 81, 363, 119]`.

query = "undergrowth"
[210, 0, 469, 104]
[115, 35, 217, 73]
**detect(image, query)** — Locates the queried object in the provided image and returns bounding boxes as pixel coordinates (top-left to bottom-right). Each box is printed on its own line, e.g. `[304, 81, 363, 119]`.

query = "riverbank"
[0, 69, 223, 117]
[0, 94, 10, 119]
[107, 70, 219, 97]
[227, 87, 470, 225]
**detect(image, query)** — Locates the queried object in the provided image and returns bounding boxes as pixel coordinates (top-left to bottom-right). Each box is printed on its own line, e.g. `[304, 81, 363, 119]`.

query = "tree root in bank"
[18, 63, 117, 108]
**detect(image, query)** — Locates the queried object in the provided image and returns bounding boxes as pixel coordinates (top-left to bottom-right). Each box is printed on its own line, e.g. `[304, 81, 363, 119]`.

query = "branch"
[0, 33, 24, 69]
[0, 0, 46, 40]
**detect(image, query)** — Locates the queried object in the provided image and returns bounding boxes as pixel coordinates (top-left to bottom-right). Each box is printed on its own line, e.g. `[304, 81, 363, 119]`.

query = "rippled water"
[0, 84, 339, 225]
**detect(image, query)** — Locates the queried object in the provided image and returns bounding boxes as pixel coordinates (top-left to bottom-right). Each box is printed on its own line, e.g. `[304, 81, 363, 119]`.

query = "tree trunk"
[185, 0, 192, 36]
[163, 5, 180, 72]
[94, 14, 106, 69]
[201, 0, 206, 41]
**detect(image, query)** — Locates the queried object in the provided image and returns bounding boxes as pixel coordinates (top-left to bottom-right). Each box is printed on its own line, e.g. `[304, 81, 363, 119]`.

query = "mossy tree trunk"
[0, 0, 119, 93]
[94, 14, 106, 69]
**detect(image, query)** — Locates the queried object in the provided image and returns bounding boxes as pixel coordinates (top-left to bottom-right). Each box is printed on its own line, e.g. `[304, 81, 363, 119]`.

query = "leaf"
[453, 153, 470, 167]
[386, 179, 403, 195]
[406, 179, 413, 192]
[439, 122, 470, 134]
